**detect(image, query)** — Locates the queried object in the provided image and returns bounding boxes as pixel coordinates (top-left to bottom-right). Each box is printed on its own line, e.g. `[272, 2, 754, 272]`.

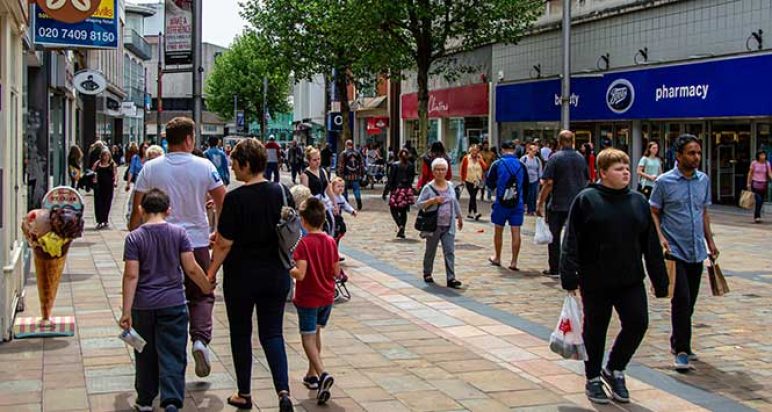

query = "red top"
[417, 156, 453, 189]
[293, 232, 339, 308]
[587, 153, 597, 182]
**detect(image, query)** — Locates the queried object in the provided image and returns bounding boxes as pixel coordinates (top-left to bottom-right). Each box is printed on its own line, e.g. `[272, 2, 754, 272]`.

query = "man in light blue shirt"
[203, 137, 230, 186]
[650, 134, 719, 372]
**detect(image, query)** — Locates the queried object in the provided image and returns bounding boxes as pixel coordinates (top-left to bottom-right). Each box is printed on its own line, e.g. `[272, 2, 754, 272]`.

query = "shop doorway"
[598, 122, 631, 154]
[710, 122, 751, 204]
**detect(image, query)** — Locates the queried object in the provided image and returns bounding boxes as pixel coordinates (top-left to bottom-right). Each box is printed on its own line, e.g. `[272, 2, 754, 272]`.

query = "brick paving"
[0, 174, 762, 411]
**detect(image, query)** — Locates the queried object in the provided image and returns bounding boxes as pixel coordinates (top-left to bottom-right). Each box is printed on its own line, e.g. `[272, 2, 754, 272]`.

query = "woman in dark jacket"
[382, 148, 416, 238]
[207, 139, 295, 412]
[560, 148, 668, 405]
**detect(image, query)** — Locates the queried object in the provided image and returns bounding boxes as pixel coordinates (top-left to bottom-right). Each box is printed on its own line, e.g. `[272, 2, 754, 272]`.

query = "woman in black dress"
[382, 148, 415, 238]
[207, 138, 295, 412]
[91, 149, 117, 229]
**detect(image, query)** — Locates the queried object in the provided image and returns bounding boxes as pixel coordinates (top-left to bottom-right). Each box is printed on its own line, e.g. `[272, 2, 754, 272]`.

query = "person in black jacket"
[382, 148, 416, 238]
[561, 148, 669, 405]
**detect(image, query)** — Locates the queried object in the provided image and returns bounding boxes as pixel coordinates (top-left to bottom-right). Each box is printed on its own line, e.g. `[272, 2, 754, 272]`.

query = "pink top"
[751, 160, 770, 182]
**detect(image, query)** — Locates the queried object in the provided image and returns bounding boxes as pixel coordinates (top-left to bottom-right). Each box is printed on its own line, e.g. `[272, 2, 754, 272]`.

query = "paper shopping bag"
[707, 257, 729, 296]
[664, 252, 676, 299]
[738, 190, 755, 210]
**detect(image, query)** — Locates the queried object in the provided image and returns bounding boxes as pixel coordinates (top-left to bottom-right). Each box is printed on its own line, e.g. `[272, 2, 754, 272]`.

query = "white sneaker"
[192, 340, 211, 377]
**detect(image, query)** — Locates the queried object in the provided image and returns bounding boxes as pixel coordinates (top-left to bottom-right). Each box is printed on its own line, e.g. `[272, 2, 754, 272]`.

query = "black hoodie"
[560, 183, 669, 296]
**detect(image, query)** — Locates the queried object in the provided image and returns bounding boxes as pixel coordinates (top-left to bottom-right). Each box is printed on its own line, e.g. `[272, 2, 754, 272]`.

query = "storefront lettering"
[655, 84, 710, 102]
[428, 95, 449, 114]
[554, 93, 580, 107]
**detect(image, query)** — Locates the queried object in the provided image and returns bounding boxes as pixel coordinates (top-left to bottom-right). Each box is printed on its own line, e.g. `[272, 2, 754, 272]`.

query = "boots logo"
[606, 79, 635, 114]
[38, 0, 101, 24]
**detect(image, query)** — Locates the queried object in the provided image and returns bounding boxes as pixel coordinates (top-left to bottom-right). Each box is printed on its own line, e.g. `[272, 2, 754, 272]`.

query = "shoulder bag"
[414, 185, 440, 232]
[276, 183, 302, 270]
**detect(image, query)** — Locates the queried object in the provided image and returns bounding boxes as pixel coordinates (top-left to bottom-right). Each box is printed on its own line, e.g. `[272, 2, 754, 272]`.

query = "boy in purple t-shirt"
[120, 189, 213, 412]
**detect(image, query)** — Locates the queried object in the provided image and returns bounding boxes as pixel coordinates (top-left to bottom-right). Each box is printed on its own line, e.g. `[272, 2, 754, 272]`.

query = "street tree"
[369, 0, 544, 151]
[205, 31, 291, 138]
[241, 0, 395, 146]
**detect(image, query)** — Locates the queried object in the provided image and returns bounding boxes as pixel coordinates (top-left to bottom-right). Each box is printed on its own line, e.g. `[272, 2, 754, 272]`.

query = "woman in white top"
[637, 142, 663, 199]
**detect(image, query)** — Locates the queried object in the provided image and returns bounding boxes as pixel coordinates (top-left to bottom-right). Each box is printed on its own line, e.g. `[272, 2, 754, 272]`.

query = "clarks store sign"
[401, 83, 489, 120]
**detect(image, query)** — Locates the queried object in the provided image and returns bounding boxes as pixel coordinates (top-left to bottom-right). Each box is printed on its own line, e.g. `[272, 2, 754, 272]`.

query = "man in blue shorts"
[486, 141, 529, 271]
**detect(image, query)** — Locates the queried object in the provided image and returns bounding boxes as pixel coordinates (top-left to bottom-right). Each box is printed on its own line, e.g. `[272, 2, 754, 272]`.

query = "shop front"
[401, 83, 489, 164]
[496, 52, 772, 205]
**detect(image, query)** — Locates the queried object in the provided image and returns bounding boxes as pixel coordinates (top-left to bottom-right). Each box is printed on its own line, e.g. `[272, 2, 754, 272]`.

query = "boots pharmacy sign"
[164, 0, 193, 65]
[33, 0, 118, 49]
[496, 53, 772, 122]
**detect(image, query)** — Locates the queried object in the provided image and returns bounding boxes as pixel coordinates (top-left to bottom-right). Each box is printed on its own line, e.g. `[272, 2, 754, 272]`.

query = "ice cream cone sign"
[17, 187, 84, 338]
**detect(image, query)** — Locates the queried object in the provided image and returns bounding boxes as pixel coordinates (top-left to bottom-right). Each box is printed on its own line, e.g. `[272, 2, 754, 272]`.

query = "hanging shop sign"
[165, 0, 193, 65]
[366, 117, 389, 135]
[73, 69, 107, 95]
[33, 0, 119, 49]
[496, 53, 772, 122]
[401, 83, 489, 120]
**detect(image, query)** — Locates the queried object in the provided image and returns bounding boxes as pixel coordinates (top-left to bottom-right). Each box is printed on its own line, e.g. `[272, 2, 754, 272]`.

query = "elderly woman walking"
[417, 158, 463, 289]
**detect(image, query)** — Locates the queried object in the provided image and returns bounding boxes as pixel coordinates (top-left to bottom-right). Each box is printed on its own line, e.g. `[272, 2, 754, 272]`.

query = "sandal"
[227, 393, 253, 409]
[488, 257, 501, 267]
[423, 274, 435, 283]
[508, 265, 520, 272]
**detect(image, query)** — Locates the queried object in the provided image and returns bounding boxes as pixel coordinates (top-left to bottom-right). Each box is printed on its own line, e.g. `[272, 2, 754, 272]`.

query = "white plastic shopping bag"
[549, 294, 588, 361]
[533, 217, 553, 245]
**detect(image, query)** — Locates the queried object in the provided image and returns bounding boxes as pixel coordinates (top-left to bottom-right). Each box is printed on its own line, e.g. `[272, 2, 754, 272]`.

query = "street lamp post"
[561, 0, 571, 131]
[192, 0, 203, 142]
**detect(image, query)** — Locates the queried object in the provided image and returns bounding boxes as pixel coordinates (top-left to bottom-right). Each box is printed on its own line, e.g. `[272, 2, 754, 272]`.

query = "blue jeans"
[526, 181, 539, 213]
[343, 179, 362, 206]
[264, 162, 280, 182]
[133, 304, 189, 409]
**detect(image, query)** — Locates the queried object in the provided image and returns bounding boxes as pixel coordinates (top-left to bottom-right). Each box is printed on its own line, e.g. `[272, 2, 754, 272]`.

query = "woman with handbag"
[382, 148, 416, 238]
[747, 150, 772, 223]
[416, 158, 463, 289]
[460, 144, 488, 220]
[207, 139, 295, 412]
[636, 142, 663, 199]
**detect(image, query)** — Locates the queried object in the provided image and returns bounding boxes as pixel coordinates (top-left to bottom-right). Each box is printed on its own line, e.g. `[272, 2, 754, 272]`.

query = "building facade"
[494, 0, 772, 205]
[0, 0, 29, 340]
[122, 4, 154, 144]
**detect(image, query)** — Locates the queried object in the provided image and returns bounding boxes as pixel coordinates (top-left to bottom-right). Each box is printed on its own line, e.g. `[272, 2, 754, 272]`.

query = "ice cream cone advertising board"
[15, 187, 85, 338]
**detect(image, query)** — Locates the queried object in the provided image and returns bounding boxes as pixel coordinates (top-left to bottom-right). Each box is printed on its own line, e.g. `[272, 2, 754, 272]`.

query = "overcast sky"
[135, 0, 249, 48]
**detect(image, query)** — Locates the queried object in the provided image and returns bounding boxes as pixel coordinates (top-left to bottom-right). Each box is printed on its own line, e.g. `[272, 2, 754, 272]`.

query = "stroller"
[334, 269, 351, 302]
[365, 163, 386, 189]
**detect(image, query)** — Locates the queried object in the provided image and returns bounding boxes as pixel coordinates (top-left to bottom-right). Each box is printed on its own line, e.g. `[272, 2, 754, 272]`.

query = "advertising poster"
[33, 0, 118, 49]
[165, 0, 193, 65]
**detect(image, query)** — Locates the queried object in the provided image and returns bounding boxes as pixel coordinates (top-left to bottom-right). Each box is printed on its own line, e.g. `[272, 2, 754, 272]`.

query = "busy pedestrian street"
[0, 176, 768, 412]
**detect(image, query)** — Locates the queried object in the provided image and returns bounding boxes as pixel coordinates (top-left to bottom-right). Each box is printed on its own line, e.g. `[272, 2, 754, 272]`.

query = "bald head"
[558, 130, 575, 148]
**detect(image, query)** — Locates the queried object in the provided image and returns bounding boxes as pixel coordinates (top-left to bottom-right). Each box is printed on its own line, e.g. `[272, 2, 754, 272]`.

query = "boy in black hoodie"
[561, 148, 669, 405]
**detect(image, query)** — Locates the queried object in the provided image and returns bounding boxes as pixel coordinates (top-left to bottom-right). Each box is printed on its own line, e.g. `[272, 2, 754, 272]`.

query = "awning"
[351, 95, 387, 112]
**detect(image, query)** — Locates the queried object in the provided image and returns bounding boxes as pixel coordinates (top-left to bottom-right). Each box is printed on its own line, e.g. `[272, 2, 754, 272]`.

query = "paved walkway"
[0, 178, 722, 411]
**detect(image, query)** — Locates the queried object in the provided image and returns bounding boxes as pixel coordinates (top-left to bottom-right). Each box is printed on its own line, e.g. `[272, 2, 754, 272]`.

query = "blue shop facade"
[496, 52, 772, 205]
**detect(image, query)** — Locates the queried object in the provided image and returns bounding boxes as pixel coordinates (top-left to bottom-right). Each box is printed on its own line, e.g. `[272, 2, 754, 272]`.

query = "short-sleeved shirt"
[649, 168, 712, 263]
[265, 141, 282, 163]
[204, 147, 230, 185]
[135, 152, 224, 248]
[637, 156, 662, 188]
[217, 182, 288, 267]
[520, 155, 542, 183]
[293, 232, 339, 308]
[542, 148, 589, 212]
[540, 147, 552, 160]
[123, 222, 192, 310]
[128, 155, 143, 180]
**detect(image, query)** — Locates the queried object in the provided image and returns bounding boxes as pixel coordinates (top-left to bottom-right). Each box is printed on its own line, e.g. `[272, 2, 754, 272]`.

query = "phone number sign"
[33, 0, 118, 49]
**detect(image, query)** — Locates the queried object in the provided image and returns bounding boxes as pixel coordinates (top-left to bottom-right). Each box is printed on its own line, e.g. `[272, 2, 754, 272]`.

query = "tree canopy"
[204, 31, 291, 136]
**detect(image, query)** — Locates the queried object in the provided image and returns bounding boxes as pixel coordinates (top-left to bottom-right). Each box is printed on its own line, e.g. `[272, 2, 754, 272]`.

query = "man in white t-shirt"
[129, 117, 226, 378]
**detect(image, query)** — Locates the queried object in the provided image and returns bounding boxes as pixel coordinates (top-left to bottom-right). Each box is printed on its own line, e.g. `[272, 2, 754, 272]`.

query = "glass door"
[711, 122, 751, 203]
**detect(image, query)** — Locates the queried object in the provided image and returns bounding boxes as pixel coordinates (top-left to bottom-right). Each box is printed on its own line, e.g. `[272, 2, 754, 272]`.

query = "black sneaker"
[317, 372, 334, 405]
[302, 375, 319, 389]
[279, 393, 294, 412]
[601, 368, 630, 403]
[585, 378, 610, 404]
[447, 279, 463, 289]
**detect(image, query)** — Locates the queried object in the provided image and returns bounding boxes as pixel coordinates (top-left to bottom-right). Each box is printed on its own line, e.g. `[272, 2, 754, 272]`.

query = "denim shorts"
[295, 304, 333, 335]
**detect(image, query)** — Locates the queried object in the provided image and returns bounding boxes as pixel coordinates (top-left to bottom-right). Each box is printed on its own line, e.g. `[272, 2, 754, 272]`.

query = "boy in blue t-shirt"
[120, 188, 214, 412]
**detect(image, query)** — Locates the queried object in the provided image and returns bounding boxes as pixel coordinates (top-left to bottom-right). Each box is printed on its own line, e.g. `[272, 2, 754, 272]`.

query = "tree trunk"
[335, 71, 352, 149]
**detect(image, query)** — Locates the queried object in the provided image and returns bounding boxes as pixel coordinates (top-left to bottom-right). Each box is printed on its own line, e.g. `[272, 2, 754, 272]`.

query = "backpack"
[499, 160, 525, 209]
[344, 151, 362, 178]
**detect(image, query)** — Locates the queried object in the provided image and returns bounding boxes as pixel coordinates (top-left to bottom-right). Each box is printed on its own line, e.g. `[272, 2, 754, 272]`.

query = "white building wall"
[293, 75, 326, 125]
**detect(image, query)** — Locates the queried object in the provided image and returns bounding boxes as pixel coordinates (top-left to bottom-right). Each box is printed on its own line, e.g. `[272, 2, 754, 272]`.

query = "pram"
[334, 269, 351, 302]
[365, 163, 386, 189]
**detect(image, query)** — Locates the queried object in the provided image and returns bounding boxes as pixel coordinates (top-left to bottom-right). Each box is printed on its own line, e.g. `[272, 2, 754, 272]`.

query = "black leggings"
[581, 283, 649, 379]
[465, 182, 479, 214]
[752, 186, 765, 219]
[390, 206, 409, 229]
[224, 267, 291, 395]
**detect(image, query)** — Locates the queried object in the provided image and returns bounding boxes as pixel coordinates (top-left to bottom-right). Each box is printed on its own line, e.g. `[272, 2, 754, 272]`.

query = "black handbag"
[275, 184, 302, 270]
[414, 185, 440, 232]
